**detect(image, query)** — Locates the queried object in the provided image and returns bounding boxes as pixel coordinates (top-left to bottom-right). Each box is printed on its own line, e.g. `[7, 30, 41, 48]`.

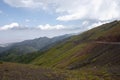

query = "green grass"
[31, 42, 87, 68]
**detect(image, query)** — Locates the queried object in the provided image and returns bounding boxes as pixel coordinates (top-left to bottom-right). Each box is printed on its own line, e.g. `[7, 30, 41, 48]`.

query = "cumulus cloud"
[37, 24, 65, 30]
[88, 21, 110, 29]
[0, 22, 19, 30]
[56, 12, 86, 21]
[0, 22, 66, 31]
[56, 0, 120, 21]
[3, 0, 120, 21]
[82, 21, 89, 26]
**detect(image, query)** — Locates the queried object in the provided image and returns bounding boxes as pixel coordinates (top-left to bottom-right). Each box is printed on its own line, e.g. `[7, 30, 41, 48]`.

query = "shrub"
[0, 61, 3, 64]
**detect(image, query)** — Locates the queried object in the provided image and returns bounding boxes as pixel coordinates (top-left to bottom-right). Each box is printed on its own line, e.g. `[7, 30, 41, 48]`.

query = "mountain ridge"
[30, 20, 120, 71]
[0, 34, 71, 63]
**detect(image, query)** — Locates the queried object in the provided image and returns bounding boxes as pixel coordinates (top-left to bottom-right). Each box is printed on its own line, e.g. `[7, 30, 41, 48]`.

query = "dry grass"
[0, 62, 66, 80]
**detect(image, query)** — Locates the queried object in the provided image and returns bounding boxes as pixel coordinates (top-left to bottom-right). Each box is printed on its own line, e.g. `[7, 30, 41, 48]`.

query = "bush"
[0, 61, 3, 64]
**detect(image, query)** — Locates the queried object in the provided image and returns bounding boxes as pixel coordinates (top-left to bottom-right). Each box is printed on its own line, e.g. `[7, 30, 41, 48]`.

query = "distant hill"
[0, 34, 71, 63]
[0, 47, 5, 53]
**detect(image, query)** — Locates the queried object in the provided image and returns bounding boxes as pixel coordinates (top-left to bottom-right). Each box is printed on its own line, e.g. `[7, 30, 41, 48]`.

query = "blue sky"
[0, 0, 120, 44]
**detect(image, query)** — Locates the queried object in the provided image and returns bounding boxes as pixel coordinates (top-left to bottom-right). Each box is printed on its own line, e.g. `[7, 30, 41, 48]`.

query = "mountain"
[0, 21, 120, 80]
[8, 37, 51, 54]
[0, 47, 5, 53]
[30, 20, 120, 77]
[0, 46, 12, 54]
[0, 43, 14, 47]
[0, 34, 71, 63]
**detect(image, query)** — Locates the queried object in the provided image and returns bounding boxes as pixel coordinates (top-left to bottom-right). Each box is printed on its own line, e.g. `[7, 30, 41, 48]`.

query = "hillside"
[0, 34, 71, 63]
[31, 20, 120, 76]
[0, 62, 66, 80]
[0, 62, 116, 80]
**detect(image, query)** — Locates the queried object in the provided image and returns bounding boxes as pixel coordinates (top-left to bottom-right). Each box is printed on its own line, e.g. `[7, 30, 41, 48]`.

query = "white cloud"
[56, 0, 120, 21]
[0, 23, 66, 31]
[88, 21, 109, 29]
[0, 22, 19, 30]
[3, 0, 120, 21]
[82, 21, 89, 25]
[37, 24, 65, 30]
[56, 12, 86, 21]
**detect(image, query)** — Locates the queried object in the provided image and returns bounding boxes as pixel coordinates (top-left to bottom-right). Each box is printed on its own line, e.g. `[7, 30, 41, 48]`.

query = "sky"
[0, 0, 120, 44]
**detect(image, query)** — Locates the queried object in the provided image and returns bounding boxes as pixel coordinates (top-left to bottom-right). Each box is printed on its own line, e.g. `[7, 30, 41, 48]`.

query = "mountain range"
[0, 34, 71, 62]
[0, 20, 120, 80]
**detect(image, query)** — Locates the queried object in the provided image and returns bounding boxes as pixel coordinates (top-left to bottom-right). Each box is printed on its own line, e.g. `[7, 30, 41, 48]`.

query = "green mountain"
[0, 34, 71, 63]
[31, 20, 120, 72]
[0, 34, 71, 54]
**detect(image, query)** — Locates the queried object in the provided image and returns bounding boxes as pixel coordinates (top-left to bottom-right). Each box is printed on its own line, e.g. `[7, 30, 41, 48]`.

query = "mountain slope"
[1, 62, 115, 80]
[0, 62, 66, 80]
[0, 34, 71, 63]
[31, 20, 120, 72]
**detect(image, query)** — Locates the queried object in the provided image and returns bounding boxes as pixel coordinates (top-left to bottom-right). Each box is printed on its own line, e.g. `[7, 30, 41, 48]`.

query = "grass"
[31, 42, 88, 68]
[0, 62, 66, 80]
[31, 20, 120, 69]
[0, 62, 115, 80]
